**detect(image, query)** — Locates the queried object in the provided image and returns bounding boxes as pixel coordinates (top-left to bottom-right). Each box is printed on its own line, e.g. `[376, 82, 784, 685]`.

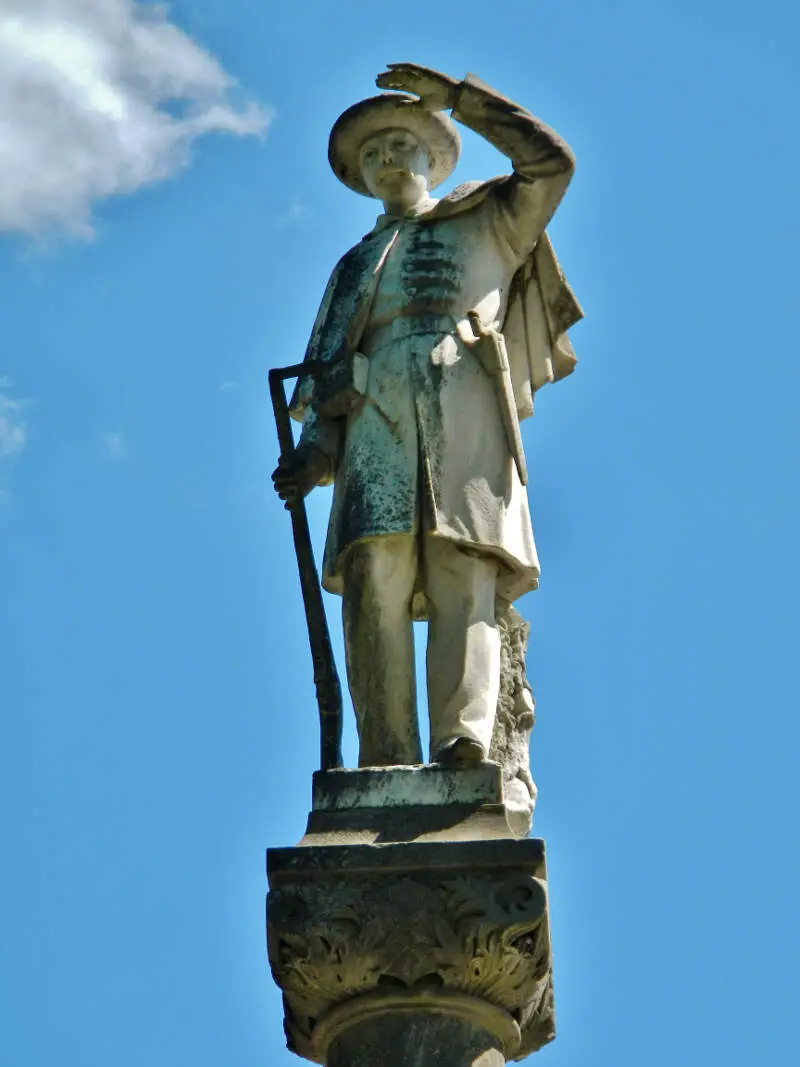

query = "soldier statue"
[272, 63, 581, 771]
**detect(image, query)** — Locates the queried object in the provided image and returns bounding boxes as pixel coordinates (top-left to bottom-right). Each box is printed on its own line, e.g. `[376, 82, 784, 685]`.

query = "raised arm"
[376, 64, 575, 260]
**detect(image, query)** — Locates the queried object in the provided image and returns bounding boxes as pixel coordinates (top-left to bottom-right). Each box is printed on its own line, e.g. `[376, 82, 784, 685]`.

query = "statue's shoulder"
[431, 177, 508, 218]
[322, 228, 387, 293]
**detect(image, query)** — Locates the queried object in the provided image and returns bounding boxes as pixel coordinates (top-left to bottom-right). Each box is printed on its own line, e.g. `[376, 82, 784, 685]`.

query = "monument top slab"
[312, 763, 503, 812]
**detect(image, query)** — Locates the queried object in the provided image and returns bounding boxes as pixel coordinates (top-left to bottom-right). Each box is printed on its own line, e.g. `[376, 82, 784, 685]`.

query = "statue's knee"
[345, 537, 416, 605]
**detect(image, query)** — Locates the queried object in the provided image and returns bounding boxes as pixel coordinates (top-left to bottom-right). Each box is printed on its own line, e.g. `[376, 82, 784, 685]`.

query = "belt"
[361, 313, 459, 354]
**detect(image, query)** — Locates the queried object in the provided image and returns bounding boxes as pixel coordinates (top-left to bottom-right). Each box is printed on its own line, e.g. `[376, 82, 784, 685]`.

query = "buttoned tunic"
[296, 77, 576, 611]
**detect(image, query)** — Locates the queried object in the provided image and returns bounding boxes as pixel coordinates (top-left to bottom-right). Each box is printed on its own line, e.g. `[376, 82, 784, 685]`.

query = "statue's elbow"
[521, 141, 575, 182]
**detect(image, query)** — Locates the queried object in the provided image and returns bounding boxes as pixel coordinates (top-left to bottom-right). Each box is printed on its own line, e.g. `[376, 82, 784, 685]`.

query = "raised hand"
[376, 63, 460, 112]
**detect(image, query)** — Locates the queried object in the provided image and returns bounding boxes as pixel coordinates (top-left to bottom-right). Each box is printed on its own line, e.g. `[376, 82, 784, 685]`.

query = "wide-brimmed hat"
[328, 93, 461, 197]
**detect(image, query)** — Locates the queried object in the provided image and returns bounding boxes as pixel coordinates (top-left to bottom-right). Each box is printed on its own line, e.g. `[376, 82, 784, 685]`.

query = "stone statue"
[272, 63, 581, 775]
[267, 66, 581, 1063]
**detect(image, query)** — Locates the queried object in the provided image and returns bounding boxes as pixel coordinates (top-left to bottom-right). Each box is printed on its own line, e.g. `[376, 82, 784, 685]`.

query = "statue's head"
[358, 127, 431, 206]
[328, 93, 460, 206]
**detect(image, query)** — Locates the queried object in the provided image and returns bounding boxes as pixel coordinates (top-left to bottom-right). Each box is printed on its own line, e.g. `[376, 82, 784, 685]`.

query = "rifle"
[268, 361, 343, 772]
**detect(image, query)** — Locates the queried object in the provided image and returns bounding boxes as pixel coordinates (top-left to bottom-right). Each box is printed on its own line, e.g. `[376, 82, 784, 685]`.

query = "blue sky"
[1, 1, 799, 1064]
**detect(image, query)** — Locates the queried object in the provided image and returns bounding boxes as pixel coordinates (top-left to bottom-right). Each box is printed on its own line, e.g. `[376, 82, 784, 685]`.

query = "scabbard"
[497, 361, 529, 486]
[473, 327, 529, 486]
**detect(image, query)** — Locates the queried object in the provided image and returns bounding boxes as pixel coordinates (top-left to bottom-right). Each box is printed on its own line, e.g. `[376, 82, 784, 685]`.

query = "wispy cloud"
[0, 1, 270, 237]
[0, 378, 28, 503]
[0, 379, 27, 458]
[102, 430, 131, 462]
[285, 198, 308, 222]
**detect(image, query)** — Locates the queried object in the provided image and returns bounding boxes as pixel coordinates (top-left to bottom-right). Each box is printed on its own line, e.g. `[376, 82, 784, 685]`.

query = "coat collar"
[370, 196, 440, 233]
[367, 178, 506, 236]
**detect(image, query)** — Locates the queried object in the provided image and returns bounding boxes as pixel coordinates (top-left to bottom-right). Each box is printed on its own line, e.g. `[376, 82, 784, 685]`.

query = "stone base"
[301, 763, 522, 845]
[267, 837, 555, 1064]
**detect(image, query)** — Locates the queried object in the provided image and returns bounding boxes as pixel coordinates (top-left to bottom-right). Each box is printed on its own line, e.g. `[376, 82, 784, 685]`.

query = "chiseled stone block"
[300, 764, 519, 846]
[312, 763, 504, 811]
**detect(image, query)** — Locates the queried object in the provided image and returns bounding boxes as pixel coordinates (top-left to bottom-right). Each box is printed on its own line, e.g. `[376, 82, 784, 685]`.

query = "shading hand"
[376, 63, 459, 112]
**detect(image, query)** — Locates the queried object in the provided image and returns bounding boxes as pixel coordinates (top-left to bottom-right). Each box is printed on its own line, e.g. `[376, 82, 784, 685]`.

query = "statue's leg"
[423, 536, 501, 761]
[342, 534, 422, 767]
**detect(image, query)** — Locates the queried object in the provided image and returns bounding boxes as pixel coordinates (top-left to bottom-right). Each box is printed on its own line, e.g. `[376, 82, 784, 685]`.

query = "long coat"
[290, 76, 582, 612]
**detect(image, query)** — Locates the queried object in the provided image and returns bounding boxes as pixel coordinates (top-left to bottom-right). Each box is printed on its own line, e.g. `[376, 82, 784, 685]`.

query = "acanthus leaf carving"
[267, 868, 555, 1061]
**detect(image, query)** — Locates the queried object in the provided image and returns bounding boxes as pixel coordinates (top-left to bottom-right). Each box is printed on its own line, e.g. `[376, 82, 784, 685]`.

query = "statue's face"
[359, 127, 431, 205]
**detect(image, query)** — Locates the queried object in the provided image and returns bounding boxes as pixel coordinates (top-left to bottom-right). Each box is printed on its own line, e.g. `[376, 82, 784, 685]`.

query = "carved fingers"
[376, 63, 459, 112]
[271, 446, 330, 510]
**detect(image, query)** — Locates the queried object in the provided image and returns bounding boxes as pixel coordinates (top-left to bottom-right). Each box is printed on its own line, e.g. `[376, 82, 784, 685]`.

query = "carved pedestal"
[267, 767, 555, 1066]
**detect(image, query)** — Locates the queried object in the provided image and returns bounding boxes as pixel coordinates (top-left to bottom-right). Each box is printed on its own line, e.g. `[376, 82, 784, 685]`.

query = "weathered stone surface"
[489, 604, 537, 836]
[265, 64, 575, 1064]
[267, 839, 555, 1063]
[324, 994, 510, 1067]
[273, 64, 581, 775]
[303, 764, 515, 845]
[313, 763, 503, 811]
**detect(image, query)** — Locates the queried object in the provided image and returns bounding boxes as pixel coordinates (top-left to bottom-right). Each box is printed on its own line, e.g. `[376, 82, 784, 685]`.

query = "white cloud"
[0, 1, 269, 236]
[102, 430, 131, 461]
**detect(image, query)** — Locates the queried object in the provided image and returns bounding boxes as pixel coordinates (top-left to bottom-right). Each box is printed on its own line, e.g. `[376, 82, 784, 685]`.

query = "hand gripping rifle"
[268, 361, 343, 772]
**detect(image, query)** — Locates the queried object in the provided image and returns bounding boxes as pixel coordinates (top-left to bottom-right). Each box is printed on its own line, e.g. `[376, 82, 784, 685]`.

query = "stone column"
[323, 994, 511, 1067]
[266, 767, 556, 1066]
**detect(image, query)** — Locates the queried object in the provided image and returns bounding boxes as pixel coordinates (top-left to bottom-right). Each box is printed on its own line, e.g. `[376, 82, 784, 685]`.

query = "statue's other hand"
[271, 444, 330, 510]
[376, 63, 459, 112]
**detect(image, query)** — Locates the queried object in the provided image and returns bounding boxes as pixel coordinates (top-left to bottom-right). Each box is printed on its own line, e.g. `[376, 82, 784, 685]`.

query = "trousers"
[341, 533, 501, 767]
